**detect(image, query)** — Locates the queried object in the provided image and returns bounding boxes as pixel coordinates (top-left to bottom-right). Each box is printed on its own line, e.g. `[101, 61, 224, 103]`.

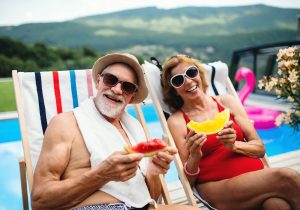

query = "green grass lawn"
[0, 79, 16, 112]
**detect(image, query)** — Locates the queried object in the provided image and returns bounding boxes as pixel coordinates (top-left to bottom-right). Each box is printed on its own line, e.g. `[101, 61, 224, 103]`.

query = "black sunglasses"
[100, 73, 138, 95]
[170, 66, 199, 88]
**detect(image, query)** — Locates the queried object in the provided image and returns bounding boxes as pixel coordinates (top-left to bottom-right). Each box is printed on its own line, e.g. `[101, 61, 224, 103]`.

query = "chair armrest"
[19, 157, 29, 210]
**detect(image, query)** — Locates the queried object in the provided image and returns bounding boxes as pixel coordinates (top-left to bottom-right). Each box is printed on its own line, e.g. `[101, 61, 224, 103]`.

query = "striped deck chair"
[12, 69, 171, 210]
[142, 60, 271, 209]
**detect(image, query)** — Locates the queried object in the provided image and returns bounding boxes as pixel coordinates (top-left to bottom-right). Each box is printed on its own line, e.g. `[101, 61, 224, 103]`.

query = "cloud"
[1, 0, 300, 26]
[25, 11, 33, 18]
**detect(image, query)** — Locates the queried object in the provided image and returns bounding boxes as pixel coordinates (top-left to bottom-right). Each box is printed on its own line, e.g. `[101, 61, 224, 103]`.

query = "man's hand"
[97, 151, 143, 182]
[147, 146, 177, 176]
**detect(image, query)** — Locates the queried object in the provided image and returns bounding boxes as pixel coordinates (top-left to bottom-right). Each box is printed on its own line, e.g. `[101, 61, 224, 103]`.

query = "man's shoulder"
[50, 111, 76, 126]
[45, 111, 78, 139]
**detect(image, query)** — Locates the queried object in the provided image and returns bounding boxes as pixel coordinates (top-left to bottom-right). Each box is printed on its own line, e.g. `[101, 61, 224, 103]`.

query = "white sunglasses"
[170, 66, 199, 88]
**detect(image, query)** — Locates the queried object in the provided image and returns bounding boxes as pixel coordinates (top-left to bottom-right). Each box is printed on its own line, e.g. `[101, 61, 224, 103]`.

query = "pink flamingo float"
[234, 67, 281, 129]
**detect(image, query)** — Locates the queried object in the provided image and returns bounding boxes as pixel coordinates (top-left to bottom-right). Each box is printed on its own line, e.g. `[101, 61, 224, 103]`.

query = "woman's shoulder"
[214, 94, 238, 109]
[214, 94, 247, 118]
[167, 111, 188, 137]
[167, 111, 185, 127]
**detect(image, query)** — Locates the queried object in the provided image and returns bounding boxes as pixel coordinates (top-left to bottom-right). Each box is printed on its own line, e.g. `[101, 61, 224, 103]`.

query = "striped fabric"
[202, 62, 228, 97]
[19, 69, 96, 170]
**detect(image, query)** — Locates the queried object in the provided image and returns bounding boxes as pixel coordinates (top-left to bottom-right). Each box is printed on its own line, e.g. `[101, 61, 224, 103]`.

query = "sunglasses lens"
[102, 73, 137, 95]
[122, 82, 137, 94]
[171, 75, 184, 88]
[103, 73, 118, 86]
[186, 67, 199, 78]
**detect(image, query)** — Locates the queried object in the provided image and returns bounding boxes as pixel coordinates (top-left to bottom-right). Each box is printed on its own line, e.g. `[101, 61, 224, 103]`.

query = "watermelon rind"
[124, 146, 167, 157]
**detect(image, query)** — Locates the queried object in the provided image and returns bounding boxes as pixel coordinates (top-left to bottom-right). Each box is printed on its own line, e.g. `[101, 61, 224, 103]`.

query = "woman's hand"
[185, 130, 206, 160]
[217, 120, 237, 151]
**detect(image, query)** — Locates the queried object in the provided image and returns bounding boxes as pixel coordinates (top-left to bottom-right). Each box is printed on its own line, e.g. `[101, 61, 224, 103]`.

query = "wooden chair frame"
[142, 62, 271, 208]
[12, 69, 172, 209]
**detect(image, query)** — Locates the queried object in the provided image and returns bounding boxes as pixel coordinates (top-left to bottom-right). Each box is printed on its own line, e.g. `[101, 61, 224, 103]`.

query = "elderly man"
[31, 53, 202, 210]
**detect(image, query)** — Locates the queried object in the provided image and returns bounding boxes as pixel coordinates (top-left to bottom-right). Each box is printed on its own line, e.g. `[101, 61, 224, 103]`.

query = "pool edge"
[0, 111, 18, 120]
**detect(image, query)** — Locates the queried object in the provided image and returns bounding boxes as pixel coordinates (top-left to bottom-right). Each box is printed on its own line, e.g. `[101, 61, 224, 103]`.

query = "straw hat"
[92, 53, 148, 104]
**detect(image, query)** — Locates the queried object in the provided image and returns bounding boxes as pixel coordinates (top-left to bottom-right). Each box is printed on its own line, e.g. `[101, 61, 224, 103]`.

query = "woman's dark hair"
[161, 55, 208, 112]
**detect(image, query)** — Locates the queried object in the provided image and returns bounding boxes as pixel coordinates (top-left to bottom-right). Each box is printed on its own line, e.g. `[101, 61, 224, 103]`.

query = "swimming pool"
[2, 105, 300, 155]
[0, 104, 300, 209]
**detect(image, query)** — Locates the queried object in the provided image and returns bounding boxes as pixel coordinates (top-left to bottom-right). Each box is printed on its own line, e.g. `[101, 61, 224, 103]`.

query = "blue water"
[0, 119, 21, 143]
[0, 144, 23, 209]
[258, 125, 300, 156]
[0, 104, 300, 210]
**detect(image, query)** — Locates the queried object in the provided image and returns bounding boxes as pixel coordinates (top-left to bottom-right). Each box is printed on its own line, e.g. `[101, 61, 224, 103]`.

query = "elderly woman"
[161, 55, 300, 210]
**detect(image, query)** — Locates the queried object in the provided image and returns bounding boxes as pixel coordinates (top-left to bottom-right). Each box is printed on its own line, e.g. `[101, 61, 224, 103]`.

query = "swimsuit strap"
[181, 97, 224, 123]
[180, 109, 191, 124]
[211, 97, 225, 112]
[180, 109, 190, 134]
[180, 97, 225, 133]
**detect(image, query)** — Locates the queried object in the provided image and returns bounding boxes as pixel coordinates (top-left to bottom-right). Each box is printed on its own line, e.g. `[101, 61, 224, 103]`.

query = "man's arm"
[31, 113, 143, 210]
[31, 113, 108, 209]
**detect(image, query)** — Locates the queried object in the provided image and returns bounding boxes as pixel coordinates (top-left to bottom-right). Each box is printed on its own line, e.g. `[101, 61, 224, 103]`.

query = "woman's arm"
[167, 113, 206, 186]
[217, 95, 266, 158]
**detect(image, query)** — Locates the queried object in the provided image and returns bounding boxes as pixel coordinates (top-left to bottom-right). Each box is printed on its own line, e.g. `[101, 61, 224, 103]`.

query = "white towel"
[73, 98, 155, 208]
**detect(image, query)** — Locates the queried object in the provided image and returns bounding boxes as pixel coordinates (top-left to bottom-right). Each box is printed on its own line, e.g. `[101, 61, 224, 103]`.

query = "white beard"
[94, 90, 126, 119]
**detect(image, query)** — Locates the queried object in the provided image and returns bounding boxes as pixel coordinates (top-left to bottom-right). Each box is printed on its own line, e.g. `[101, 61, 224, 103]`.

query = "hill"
[0, 4, 299, 63]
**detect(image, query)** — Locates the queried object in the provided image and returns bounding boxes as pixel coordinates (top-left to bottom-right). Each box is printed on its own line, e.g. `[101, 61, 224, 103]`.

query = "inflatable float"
[234, 67, 280, 129]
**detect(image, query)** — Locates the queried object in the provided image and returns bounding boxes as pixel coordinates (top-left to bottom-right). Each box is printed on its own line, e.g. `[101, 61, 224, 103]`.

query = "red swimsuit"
[181, 98, 264, 183]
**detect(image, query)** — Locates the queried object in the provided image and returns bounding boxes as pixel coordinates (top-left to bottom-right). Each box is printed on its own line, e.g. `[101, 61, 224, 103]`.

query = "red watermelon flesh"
[124, 138, 167, 157]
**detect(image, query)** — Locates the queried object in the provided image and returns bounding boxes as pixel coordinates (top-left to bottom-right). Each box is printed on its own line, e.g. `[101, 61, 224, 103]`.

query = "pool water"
[0, 141, 23, 209]
[0, 118, 21, 143]
[0, 104, 300, 209]
[258, 125, 300, 156]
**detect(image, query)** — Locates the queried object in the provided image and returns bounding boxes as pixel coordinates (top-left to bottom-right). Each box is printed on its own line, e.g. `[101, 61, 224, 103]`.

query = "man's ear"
[129, 93, 136, 103]
[95, 76, 100, 89]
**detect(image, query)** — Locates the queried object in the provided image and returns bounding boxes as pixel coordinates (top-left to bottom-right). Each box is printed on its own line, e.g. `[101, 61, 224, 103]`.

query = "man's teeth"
[106, 95, 122, 102]
[187, 86, 197, 92]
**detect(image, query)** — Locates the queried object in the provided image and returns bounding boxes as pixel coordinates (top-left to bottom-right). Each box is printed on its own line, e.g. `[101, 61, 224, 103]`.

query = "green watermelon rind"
[124, 146, 167, 157]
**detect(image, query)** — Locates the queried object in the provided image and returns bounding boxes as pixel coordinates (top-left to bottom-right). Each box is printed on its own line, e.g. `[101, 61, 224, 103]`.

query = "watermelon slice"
[124, 138, 167, 157]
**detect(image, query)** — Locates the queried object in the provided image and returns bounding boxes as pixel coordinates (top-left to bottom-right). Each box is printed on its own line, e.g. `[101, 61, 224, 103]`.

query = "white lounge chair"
[142, 59, 271, 209]
[12, 69, 172, 210]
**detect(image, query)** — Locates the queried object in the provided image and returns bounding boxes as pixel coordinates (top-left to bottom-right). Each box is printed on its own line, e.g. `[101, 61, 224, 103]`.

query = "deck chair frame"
[143, 70, 198, 206]
[143, 61, 271, 208]
[13, 70, 32, 210]
[12, 69, 172, 210]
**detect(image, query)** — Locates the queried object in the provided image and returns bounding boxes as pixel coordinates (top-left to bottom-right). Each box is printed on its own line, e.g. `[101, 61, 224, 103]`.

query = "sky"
[1, 0, 300, 26]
